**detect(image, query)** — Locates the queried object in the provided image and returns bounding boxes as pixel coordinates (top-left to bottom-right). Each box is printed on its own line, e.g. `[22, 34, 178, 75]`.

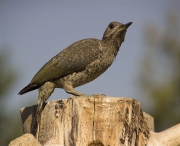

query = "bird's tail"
[18, 83, 39, 95]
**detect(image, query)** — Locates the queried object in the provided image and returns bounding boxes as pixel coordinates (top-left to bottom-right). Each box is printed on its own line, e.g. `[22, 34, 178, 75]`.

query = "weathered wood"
[9, 95, 180, 146]
[143, 112, 154, 131]
[147, 124, 180, 146]
[20, 95, 150, 146]
[9, 133, 41, 146]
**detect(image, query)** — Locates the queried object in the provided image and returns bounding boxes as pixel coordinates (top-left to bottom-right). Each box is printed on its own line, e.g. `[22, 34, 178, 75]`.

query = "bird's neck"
[102, 38, 123, 56]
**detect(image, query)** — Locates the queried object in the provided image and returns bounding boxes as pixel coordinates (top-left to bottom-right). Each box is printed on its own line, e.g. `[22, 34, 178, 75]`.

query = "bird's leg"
[31, 82, 55, 140]
[65, 88, 86, 96]
[63, 81, 88, 101]
[63, 81, 87, 96]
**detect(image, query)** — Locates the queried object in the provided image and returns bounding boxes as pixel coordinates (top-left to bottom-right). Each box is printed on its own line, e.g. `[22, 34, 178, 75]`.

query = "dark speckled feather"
[31, 39, 102, 85]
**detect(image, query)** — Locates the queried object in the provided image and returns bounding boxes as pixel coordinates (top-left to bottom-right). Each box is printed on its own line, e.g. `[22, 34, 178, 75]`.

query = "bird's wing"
[31, 39, 102, 85]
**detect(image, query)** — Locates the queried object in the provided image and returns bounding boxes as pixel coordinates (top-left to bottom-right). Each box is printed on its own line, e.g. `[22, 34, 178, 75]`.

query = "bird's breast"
[54, 49, 116, 88]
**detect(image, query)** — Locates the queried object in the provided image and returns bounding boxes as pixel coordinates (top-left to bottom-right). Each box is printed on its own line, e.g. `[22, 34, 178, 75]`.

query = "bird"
[18, 21, 132, 136]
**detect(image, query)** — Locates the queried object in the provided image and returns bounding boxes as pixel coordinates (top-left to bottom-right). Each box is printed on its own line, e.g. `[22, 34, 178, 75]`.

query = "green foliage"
[139, 13, 180, 131]
[0, 49, 23, 145]
[0, 50, 16, 97]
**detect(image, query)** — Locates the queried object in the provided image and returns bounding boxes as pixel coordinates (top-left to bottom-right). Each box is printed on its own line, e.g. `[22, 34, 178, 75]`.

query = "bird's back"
[19, 38, 102, 95]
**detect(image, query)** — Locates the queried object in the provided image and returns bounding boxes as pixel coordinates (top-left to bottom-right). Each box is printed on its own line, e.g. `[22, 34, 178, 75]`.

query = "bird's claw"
[67, 96, 78, 102]
[92, 93, 106, 98]
[66, 94, 89, 103]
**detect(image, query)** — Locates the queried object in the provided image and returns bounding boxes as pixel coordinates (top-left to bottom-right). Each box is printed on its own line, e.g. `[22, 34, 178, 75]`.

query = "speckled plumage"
[18, 21, 132, 136]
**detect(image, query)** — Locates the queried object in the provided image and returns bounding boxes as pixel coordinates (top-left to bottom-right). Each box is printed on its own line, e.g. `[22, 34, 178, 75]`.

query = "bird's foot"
[92, 93, 106, 98]
[67, 94, 89, 102]
[67, 96, 76, 102]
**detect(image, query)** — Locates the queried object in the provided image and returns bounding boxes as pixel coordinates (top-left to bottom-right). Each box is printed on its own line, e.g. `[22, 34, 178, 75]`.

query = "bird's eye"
[108, 23, 114, 29]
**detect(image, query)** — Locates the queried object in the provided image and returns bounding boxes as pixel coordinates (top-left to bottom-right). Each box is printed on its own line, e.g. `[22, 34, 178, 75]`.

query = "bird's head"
[102, 21, 132, 43]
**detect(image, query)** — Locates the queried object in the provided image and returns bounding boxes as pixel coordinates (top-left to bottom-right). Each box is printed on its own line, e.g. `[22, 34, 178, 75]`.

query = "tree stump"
[20, 95, 149, 146]
[9, 95, 180, 146]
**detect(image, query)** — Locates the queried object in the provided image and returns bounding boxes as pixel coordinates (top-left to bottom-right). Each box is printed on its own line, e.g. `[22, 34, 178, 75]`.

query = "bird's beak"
[120, 22, 132, 42]
[124, 22, 132, 28]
